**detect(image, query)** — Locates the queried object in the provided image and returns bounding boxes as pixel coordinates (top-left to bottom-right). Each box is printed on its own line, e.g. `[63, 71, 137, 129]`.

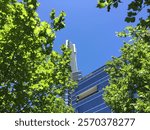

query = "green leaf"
[97, 2, 107, 8]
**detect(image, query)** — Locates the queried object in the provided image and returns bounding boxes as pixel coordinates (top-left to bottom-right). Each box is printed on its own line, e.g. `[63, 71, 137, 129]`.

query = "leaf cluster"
[104, 26, 150, 112]
[0, 0, 76, 112]
[97, 0, 150, 113]
[97, 0, 150, 26]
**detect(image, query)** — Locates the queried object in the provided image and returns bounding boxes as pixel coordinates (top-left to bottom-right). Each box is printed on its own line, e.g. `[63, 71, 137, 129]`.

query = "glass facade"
[72, 65, 111, 113]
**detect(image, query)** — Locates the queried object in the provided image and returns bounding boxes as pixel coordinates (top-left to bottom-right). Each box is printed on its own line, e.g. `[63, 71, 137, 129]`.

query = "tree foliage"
[97, 0, 150, 112]
[97, 0, 150, 25]
[104, 26, 150, 112]
[0, 0, 76, 112]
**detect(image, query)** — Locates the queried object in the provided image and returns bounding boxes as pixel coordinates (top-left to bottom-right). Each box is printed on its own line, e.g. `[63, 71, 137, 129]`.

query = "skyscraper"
[64, 40, 81, 105]
[72, 66, 111, 113]
[66, 40, 111, 113]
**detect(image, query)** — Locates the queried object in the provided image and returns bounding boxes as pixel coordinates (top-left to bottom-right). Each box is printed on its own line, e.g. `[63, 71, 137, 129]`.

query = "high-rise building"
[66, 40, 111, 112]
[65, 40, 81, 105]
[72, 66, 111, 113]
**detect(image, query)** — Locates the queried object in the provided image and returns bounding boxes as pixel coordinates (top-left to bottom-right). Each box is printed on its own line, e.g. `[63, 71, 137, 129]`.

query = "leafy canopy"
[104, 26, 150, 112]
[97, 0, 150, 25]
[0, 0, 76, 112]
[97, 0, 150, 112]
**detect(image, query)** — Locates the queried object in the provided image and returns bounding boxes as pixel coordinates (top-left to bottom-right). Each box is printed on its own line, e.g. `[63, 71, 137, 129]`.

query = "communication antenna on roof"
[65, 40, 82, 81]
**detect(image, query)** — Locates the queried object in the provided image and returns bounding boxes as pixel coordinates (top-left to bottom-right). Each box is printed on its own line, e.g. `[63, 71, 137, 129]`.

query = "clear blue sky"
[37, 0, 134, 76]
